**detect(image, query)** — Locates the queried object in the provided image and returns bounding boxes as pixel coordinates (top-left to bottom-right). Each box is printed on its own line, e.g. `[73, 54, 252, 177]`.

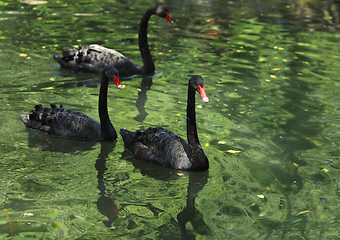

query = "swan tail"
[20, 104, 56, 132]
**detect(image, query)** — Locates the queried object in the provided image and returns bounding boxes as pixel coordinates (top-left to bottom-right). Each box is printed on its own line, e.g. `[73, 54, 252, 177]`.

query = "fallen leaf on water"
[258, 57, 266, 62]
[322, 168, 329, 173]
[259, 211, 267, 217]
[19, 53, 27, 57]
[218, 141, 226, 144]
[226, 150, 241, 154]
[257, 195, 265, 199]
[299, 210, 310, 215]
[270, 75, 277, 78]
[266, 187, 271, 191]
[293, 163, 299, 167]
[158, 52, 164, 55]
[297, 72, 303, 75]
[137, 88, 141, 92]
[278, 47, 284, 50]
[177, 173, 184, 176]
[272, 68, 280, 71]
[205, 30, 219, 35]
[41, 87, 55, 90]
[204, 143, 209, 147]
[265, 79, 271, 82]
[197, 105, 203, 108]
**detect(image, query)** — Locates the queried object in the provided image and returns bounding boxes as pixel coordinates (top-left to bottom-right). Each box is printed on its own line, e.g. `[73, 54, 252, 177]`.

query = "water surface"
[0, 0, 339, 239]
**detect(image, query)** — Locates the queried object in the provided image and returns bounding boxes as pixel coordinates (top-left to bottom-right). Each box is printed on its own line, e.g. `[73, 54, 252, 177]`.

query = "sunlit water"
[0, 0, 339, 239]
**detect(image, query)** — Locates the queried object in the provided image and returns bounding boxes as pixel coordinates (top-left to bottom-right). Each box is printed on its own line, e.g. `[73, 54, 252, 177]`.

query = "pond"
[0, 0, 339, 239]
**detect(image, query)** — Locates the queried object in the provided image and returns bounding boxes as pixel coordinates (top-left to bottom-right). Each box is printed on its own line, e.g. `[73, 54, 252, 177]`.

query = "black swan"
[53, 6, 173, 75]
[20, 67, 122, 141]
[120, 75, 210, 171]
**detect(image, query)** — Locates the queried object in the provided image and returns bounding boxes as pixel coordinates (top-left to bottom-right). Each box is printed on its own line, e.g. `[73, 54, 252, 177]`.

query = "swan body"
[54, 6, 173, 75]
[20, 67, 122, 141]
[120, 75, 209, 171]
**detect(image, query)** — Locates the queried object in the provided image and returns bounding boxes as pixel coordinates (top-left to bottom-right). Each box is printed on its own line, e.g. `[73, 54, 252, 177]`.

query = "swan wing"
[20, 104, 101, 141]
[54, 45, 142, 75]
[120, 127, 191, 170]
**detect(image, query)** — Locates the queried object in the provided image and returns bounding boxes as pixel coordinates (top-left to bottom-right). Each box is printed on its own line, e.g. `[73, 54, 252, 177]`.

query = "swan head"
[154, 6, 173, 24]
[104, 67, 122, 89]
[190, 75, 209, 103]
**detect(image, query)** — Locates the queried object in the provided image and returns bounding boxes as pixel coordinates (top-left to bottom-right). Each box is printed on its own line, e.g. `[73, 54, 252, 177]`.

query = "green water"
[0, 0, 339, 239]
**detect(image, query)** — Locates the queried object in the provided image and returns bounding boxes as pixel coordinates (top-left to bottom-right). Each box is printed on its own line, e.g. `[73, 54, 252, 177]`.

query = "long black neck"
[186, 83, 209, 171]
[138, 8, 155, 75]
[99, 75, 117, 141]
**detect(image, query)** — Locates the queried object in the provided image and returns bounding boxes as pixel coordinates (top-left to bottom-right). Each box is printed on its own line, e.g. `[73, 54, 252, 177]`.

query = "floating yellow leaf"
[54, 44, 58, 47]
[293, 163, 299, 167]
[280, 136, 283, 138]
[77, 39, 82, 42]
[24, 212, 34, 216]
[265, 79, 271, 82]
[299, 210, 310, 215]
[270, 75, 277, 78]
[197, 105, 203, 108]
[37, 17, 42, 20]
[175, 113, 181, 116]
[41, 86, 55, 90]
[278, 47, 284, 50]
[257, 195, 265, 199]
[322, 168, 329, 173]
[272, 68, 280, 71]
[137, 88, 141, 92]
[158, 52, 164, 55]
[42, 46, 46, 49]
[218, 141, 226, 144]
[297, 72, 303, 75]
[266, 187, 271, 191]
[177, 173, 184, 176]
[258, 57, 266, 62]
[204, 143, 209, 147]
[259, 211, 267, 217]
[226, 150, 241, 154]
[19, 53, 27, 57]
[168, 49, 172, 52]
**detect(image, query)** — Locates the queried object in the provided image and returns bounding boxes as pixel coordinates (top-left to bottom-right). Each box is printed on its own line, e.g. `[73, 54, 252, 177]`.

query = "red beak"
[113, 75, 122, 89]
[165, 12, 173, 24]
[198, 85, 209, 103]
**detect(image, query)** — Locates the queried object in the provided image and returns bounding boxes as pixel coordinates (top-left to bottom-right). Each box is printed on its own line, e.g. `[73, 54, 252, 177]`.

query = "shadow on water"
[121, 151, 211, 239]
[24, 129, 119, 227]
[25, 129, 97, 153]
[95, 141, 119, 227]
[134, 75, 153, 122]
